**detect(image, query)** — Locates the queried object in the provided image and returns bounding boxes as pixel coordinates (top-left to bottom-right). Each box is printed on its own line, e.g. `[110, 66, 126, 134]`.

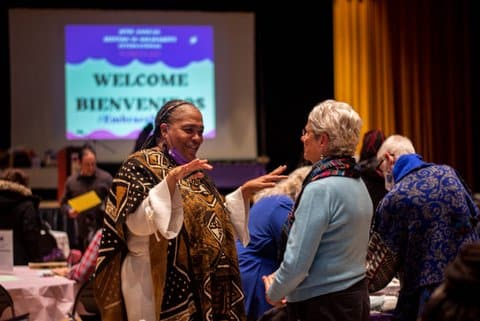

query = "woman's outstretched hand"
[241, 165, 288, 200]
[262, 273, 286, 307]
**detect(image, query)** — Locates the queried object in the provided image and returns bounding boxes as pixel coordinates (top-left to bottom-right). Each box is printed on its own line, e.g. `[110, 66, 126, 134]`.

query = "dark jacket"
[358, 157, 387, 223]
[0, 179, 44, 264]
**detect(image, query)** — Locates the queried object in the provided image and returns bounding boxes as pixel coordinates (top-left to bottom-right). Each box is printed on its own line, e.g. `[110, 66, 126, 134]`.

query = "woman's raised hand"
[170, 158, 213, 181]
[240, 165, 288, 200]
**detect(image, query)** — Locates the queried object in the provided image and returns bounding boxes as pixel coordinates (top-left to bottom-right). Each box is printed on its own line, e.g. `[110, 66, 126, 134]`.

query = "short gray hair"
[377, 134, 416, 159]
[309, 99, 362, 156]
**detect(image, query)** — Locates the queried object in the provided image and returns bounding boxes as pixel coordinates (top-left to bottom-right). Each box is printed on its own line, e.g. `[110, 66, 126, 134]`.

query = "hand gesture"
[169, 158, 213, 182]
[52, 267, 70, 277]
[68, 208, 79, 218]
[262, 273, 286, 307]
[241, 165, 288, 200]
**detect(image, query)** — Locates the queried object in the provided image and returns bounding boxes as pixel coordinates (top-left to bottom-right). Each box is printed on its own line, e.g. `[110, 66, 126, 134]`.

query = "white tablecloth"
[0, 266, 75, 321]
[370, 278, 400, 315]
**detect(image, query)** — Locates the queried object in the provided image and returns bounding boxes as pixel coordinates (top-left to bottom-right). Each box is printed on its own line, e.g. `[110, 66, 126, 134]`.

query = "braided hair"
[141, 99, 194, 150]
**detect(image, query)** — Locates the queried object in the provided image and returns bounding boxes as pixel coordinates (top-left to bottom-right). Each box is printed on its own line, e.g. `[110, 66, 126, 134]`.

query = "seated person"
[53, 229, 102, 283]
[0, 168, 52, 264]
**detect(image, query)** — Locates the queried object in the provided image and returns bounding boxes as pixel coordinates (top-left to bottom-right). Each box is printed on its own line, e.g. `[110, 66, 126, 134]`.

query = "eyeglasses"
[302, 127, 315, 136]
[376, 153, 394, 175]
[376, 158, 386, 173]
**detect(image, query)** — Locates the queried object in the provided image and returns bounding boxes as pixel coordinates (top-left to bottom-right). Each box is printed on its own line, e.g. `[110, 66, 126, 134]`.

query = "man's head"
[79, 144, 97, 176]
[376, 135, 416, 176]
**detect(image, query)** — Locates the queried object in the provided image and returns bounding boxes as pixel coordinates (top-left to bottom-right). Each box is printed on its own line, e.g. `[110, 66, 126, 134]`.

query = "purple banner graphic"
[66, 25, 213, 67]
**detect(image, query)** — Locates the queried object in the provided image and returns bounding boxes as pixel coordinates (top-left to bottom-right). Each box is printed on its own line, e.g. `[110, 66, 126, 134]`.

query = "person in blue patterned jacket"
[372, 134, 480, 321]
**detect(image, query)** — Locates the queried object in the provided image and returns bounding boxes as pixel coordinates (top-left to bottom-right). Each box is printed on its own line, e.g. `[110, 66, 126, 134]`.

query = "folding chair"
[0, 284, 29, 321]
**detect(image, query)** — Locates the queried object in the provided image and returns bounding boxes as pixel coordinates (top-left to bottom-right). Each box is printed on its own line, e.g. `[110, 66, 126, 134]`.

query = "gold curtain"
[333, 0, 474, 188]
[333, 0, 396, 142]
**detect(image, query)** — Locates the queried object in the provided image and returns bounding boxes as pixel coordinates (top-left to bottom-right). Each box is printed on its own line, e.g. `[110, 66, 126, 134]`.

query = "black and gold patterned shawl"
[95, 147, 246, 321]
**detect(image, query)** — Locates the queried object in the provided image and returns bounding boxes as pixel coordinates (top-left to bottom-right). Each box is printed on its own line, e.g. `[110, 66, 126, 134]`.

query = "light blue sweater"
[267, 176, 372, 302]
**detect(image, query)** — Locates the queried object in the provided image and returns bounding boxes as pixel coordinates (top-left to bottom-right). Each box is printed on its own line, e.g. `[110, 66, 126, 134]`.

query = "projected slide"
[65, 25, 215, 140]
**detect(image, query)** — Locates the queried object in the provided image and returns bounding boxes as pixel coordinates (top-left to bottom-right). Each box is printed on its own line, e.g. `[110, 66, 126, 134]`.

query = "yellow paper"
[67, 190, 102, 213]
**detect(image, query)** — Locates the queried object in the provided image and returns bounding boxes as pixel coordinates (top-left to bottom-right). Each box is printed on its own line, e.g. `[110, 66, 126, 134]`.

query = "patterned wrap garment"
[95, 147, 246, 321]
[373, 154, 480, 321]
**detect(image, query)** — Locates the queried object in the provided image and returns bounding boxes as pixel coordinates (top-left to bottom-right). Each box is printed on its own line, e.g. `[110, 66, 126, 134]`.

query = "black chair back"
[0, 283, 15, 318]
[2, 313, 30, 321]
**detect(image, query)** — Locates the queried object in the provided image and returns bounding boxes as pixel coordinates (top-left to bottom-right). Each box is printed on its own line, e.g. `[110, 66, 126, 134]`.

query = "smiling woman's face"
[162, 105, 204, 162]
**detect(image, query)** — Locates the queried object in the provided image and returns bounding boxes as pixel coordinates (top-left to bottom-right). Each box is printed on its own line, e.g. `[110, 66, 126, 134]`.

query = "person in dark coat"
[358, 129, 387, 226]
[0, 168, 44, 264]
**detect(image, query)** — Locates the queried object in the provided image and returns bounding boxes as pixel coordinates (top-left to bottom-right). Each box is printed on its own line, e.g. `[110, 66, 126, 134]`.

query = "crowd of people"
[1, 98, 479, 321]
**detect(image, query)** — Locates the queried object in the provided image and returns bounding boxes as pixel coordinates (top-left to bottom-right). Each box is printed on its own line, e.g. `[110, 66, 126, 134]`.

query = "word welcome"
[93, 73, 188, 87]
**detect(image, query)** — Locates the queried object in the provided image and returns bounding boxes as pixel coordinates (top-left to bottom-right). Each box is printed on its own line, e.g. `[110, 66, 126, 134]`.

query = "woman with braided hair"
[94, 99, 287, 321]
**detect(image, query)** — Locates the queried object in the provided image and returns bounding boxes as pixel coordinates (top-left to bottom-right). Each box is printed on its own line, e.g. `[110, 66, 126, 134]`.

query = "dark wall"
[256, 4, 334, 172]
[469, 1, 480, 191]
[1, 3, 10, 150]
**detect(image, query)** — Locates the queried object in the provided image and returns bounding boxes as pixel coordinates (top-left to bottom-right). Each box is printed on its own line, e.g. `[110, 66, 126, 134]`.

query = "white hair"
[309, 99, 362, 156]
[377, 134, 416, 159]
